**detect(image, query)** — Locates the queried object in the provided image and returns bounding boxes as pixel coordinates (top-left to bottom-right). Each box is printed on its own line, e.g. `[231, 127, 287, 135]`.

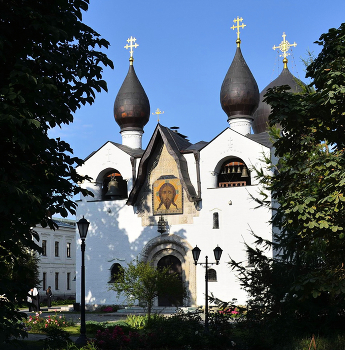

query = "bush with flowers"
[93, 325, 147, 349]
[218, 306, 241, 318]
[25, 311, 73, 333]
[99, 305, 119, 313]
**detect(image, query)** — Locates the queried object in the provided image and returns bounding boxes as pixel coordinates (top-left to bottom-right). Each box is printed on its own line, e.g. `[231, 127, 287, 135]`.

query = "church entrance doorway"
[157, 255, 183, 307]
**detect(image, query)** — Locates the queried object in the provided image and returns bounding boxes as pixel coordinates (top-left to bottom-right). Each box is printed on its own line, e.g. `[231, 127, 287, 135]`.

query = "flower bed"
[25, 311, 73, 333]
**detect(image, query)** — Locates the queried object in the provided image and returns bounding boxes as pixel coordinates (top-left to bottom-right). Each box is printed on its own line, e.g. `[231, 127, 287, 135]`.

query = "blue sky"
[49, 0, 344, 217]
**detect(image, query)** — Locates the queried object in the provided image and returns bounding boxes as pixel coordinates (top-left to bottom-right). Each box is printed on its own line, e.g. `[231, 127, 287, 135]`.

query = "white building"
[75, 26, 301, 308]
[36, 218, 76, 300]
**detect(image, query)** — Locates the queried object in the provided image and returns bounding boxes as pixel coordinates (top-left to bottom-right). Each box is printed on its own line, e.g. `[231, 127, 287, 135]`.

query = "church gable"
[127, 124, 198, 206]
[197, 128, 271, 189]
[77, 141, 135, 200]
[129, 128, 199, 226]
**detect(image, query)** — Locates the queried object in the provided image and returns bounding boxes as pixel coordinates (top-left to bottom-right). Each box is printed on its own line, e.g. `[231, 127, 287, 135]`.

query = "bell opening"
[217, 157, 251, 188]
[101, 169, 128, 200]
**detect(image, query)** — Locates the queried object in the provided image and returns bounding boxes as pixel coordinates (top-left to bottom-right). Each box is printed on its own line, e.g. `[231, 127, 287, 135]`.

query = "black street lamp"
[192, 245, 223, 332]
[75, 216, 90, 346]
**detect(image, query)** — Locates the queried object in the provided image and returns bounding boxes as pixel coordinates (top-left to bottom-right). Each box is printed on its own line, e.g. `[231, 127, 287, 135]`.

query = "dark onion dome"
[220, 47, 260, 121]
[114, 64, 150, 131]
[252, 67, 305, 134]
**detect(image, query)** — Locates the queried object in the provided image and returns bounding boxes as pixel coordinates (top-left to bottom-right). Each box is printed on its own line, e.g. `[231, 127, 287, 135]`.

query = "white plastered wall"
[75, 130, 274, 307]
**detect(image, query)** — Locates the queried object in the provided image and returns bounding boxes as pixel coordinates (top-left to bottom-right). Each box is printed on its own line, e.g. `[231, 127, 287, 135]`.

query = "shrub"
[93, 326, 146, 349]
[43, 327, 71, 349]
[99, 305, 119, 313]
[25, 311, 73, 333]
[125, 314, 151, 329]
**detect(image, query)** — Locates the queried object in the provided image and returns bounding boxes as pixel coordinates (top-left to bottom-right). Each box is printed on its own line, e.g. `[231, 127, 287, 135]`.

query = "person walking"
[32, 287, 40, 311]
[27, 288, 33, 312]
[46, 286, 52, 307]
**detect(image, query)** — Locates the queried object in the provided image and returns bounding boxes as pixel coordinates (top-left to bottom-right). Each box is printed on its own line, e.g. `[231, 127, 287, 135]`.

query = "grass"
[27, 320, 126, 338]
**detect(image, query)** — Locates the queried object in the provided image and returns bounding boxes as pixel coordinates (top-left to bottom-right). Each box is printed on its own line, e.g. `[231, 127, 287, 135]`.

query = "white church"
[75, 19, 302, 308]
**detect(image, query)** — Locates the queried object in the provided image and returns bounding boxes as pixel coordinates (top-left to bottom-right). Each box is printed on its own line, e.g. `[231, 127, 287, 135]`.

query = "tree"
[263, 22, 345, 301]
[0, 0, 113, 341]
[109, 260, 187, 319]
[228, 22, 345, 340]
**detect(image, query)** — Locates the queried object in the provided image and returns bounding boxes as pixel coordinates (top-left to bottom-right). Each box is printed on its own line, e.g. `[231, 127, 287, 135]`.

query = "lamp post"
[75, 216, 90, 346]
[192, 245, 222, 332]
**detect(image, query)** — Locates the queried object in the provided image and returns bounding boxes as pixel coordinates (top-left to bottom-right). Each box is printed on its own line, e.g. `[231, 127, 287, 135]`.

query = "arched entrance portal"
[157, 255, 183, 306]
[140, 234, 197, 306]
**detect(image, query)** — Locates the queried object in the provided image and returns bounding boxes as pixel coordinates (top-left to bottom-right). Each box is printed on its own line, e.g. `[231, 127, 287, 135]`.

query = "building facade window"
[108, 263, 123, 283]
[213, 212, 219, 229]
[43, 272, 47, 291]
[42, 240, 47, 256]
[67, 272, 71, 290]
[208, 269, 217, 282]
[55, 241, 59, 257]
[66, 242, 71, 258]
[55, 272, 59, 290]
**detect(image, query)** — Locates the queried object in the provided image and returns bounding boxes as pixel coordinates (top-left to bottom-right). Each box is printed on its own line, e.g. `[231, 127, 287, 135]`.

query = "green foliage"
[94, 312, 237, 349]
[125, 314, 151, 329]
[227, 22, 345, 349]
[0, 0, 112, 341]
[25, 311, 74, 333]
[83, 320, 131, 336]
[108, 260, 187, 318]
[98, 304, 120, 313]
[50, 299, 76, 306]
[93, 325, 142, 349]
[263, 21, 345, 304]
[43, 327, 72, 349]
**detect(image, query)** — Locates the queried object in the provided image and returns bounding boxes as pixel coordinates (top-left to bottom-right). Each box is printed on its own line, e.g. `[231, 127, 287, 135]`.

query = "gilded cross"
[231, 16, 246, 46]
[273, 32, 297, 68]
[124, 36, 139, 64]
[152, 108, 165, 123]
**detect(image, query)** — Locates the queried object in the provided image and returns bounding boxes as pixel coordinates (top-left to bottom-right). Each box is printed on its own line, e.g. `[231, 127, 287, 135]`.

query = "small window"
[66, 242, 71, 258]
[108, 263, 123, 283]
[67, 273, 71, 290]
[43, 272, 47, 291]
[55, 272, 59, 290]
[208, 269, 217, 282]
[42, 240, 47, 256]
[55, 241, 59, 257]
[213, 212, 219, 229]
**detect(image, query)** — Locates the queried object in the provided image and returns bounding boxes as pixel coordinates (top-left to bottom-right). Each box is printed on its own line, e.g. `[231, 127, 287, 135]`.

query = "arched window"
[101, 169, 128, 200]
[108, 263, 123, 283]
[213, 212, 219, 229]
[208, 269, 217, 282]
[217, 157, 251, 188]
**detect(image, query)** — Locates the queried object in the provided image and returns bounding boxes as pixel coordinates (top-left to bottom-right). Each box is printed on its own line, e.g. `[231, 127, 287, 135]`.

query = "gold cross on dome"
[124, 36, 139, 63]
[231, 16, 246, 46]
[273, 32, 297, 68]
[152, 108, 165, 123]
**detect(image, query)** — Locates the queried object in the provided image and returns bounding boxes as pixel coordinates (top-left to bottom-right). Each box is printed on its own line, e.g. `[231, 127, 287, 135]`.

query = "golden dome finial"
[124, 36, 139, 65]
[231, 17, 246, 47]
[273, 32, 297, 69]
[152, 108, 165, 123]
